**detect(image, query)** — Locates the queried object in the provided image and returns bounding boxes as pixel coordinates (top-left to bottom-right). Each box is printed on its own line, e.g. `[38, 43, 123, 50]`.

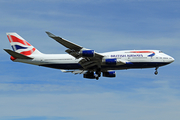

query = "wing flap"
[65, 48, 81, 59]
[117, 59, 133, 65]
[60, 69, 86, 74]
[78, 58, 101, 69]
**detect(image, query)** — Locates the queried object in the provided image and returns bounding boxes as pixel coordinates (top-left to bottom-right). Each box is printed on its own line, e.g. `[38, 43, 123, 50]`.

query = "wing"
[46, 32, 104, 70]
[60, 69, 87, 74]
[46, 31, 83, 51]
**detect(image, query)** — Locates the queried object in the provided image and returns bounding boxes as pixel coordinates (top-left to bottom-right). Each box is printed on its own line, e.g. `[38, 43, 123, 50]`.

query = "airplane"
[4, 32, 174, 80]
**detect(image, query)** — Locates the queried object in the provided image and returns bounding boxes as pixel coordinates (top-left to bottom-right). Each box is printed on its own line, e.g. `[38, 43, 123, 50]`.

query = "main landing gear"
[95, 75, 99, 80]
[95, 68, 101, 80]
[154, 67, 158, 75]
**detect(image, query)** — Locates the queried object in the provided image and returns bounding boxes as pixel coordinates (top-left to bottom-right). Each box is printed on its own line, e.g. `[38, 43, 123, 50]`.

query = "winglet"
[46, 31, 57, 38]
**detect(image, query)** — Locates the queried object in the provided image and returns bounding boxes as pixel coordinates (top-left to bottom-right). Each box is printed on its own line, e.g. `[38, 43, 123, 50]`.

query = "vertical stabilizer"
[6, 33, 42, 56]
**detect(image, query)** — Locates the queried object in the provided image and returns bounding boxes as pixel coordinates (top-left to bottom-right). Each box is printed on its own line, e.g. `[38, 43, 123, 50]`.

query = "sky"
[0, 0, 180, 120]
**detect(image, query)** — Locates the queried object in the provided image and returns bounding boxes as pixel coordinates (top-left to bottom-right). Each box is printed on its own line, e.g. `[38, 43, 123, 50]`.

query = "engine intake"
[80, 50, 95, 57]
[103, 71, 116, 77]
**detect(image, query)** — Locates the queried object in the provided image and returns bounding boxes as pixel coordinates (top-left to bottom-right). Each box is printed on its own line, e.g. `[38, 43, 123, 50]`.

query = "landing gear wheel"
[154, 67, 158, 75]
[94, 74, 99, 80]
[154, 71, 158, 75]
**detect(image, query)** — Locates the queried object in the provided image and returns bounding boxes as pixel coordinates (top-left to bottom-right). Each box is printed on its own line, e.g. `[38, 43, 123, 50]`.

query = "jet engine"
[80, 50, 95, 57]
[103, 71, 116, 77]
[83, 72, 96, 79]
[103, 58, 117, 65]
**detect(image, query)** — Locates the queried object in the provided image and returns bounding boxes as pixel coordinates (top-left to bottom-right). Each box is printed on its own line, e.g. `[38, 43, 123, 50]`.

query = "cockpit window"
[159, 51, 163, 53]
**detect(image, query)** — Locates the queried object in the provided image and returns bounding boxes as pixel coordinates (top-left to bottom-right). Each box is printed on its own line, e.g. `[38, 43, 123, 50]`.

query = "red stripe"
[7, 35, 11, 43]
[20, 48, 36, 56]
[130, 51, 155, 53]
[10, 35, 31, 46]
[25, 41, 31, 46]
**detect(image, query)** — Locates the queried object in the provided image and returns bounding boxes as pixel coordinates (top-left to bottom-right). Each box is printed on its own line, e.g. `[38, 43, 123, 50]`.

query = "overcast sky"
[0, 0, 180, 120]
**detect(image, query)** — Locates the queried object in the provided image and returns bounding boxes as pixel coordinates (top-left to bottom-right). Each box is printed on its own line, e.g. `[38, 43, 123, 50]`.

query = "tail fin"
[6, 33, 42, 56]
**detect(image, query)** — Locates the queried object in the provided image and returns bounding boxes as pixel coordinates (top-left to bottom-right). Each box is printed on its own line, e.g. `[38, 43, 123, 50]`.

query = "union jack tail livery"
[6, 33, 42, 56]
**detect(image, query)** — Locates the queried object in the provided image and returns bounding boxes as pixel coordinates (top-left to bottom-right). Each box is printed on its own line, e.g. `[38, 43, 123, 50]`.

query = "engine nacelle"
[80, 50, 95, 57]
[103, 71, 116, 77]
[104, 58, 117, 65]
[83, 72, 96, 79]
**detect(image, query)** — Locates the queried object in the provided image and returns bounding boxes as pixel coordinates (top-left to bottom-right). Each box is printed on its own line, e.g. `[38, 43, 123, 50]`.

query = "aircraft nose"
[169, 57, 175, 63]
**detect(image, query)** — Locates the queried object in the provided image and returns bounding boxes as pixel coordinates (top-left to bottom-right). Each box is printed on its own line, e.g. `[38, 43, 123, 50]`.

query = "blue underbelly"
[40, 62, 170, 70]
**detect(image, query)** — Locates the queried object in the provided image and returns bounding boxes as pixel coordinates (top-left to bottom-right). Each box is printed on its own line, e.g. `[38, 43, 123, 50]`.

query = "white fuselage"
[13, 50, 174, 71]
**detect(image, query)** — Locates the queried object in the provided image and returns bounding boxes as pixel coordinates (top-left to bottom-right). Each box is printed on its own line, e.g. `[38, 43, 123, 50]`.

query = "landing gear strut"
[94, 74, 99, 80]
[95, 68, 101, 80]
[95, 76, 99, 80]
[154, 67, 158, 75]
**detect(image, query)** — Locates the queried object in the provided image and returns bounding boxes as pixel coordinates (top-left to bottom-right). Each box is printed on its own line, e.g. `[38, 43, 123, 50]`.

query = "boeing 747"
[4, 32, 174, 80]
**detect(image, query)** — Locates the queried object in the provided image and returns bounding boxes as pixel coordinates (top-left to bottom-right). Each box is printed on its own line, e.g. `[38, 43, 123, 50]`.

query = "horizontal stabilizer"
[4, 49, 33, 59]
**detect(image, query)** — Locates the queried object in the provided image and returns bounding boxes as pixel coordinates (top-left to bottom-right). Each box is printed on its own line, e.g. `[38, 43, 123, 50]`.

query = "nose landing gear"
[154, 67, 158, 75]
